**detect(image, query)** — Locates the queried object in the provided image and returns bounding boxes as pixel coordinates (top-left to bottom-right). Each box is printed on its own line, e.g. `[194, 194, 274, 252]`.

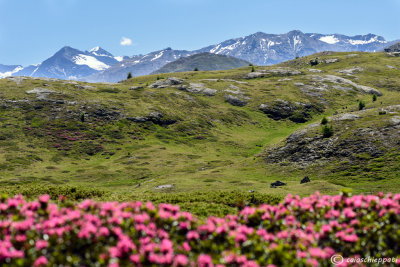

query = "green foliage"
[322, 125, 334, 138]
[194, 67, 199, 71]
[80, 112, 85, 123]
[127, 72, 133, 79]
[358, 100, 366, 110]
[372, 93, 377, 102]
[288, 112, 308, 123]
[321, 116, 328, 125]
[0, 185, 106, 201]
[97, 88, 120, 93]
[251, 65, 255, 72]
[310, 58, 319, 66]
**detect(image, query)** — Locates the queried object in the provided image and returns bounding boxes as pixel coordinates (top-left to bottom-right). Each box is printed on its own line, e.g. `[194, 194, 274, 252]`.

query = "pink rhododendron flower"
[35, 240, 48, 250]
[33, 256, 48, 267]
[38, 195, 50, 203]
[198, 254, 213, 267]
[173, 254, 188, 266]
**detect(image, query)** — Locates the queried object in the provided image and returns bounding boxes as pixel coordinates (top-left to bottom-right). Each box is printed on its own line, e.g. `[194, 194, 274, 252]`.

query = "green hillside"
[152, 52, 251, 74]
[1, 51, 400, 214]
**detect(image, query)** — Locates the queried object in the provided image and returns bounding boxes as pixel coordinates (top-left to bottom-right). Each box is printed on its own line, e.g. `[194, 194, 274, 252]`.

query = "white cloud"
[120, 37, 132, 46]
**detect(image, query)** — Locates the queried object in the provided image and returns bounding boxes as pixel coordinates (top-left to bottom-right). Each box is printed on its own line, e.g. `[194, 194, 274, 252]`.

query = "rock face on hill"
[148, 77, 183, 88]
[264, 113, 400, 166]
[259, 100, 323, 123]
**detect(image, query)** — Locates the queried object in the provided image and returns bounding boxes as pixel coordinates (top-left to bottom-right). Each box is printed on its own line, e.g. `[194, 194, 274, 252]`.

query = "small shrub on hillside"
[322, 125, 334, 138]
[289, 112, 308, 123]
[194, 67, 199, 71]
[321, 116, 328, 125]
[358, 100, 366, 110]
[372, 93, 377, 102]
[251, 65, 255, 72]
[310, 58, 319, 66]
[127, 72, 133, 79]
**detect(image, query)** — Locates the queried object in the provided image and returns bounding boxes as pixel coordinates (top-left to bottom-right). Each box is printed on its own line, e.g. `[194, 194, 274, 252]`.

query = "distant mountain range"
[84, 48, 192, 83]
[151, 53, 251, 74]
[0, 46, 125, 80]
[0, 30, 397, 82]
[198, 31, 393, 65]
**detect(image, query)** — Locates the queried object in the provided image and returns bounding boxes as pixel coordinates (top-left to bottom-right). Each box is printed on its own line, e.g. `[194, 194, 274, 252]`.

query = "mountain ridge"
[12, 46, 122, 80]
[151, 52, 251, 74]
[1, 30, 397, 82]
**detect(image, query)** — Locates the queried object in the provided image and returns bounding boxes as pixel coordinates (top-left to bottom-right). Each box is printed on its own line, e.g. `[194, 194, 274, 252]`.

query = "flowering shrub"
[0, 192, 399, 266]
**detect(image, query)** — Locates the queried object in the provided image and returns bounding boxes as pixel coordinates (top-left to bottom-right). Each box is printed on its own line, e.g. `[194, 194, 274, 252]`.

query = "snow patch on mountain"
[151, 51, 164, 61]
[319, 35, 340, 44]
[89, 46, 100, 53]
[114, 56, 124, 62]
[0, 66, 24, 78]
[348, 36, 387, 45]
[73, 54, 110, 71]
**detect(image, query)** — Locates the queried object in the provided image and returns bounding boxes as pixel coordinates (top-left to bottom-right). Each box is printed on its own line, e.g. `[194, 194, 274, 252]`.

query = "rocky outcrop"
[264, 116, 400, 166]
[75, 84, 95, 90]
[148, 77, 183, 88]
[224, 94, 248, 107]
[247, 68, 301, 79]
[91, 109, 123, 120]
[130, 86, 144, 90]
[126, 112, 177, 126]
[337, 67, 364, 75]
[259, 99, 323, 123]
[311, 75, 382, 96]
[309, 69, 323, 73]
[177, 83, 217, 96]
[270, 181, 286, 188]
[325, 58, 338, 64]
[26, 88, 57, 100]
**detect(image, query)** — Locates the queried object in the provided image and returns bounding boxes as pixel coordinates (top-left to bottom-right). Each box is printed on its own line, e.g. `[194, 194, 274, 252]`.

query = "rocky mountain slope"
[84, 48, 193, 83]
[152, 52, 250, 74]
[12, 46, 123, 80]
[384, 41, 400, 52]
[198, 31, 394, 65]
[1, 51, 400, 197]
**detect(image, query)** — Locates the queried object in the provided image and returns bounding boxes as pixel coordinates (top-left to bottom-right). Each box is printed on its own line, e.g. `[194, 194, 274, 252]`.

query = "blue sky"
[0, 0, 399, 65]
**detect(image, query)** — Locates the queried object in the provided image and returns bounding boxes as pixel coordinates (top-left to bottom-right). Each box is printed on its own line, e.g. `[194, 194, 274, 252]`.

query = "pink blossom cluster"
[0, 192, 399, 266]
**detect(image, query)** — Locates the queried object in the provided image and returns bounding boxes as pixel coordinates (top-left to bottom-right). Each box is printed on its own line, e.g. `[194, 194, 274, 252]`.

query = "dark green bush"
[358, 100, 366, 110]
[322, 125, 334, 138]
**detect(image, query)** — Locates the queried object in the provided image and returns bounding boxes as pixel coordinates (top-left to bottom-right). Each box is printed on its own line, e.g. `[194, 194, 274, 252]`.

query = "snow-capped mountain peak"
[89, 46, 100, 53]
[198, 30, 394, 65]
[8, 46, 120, 80]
